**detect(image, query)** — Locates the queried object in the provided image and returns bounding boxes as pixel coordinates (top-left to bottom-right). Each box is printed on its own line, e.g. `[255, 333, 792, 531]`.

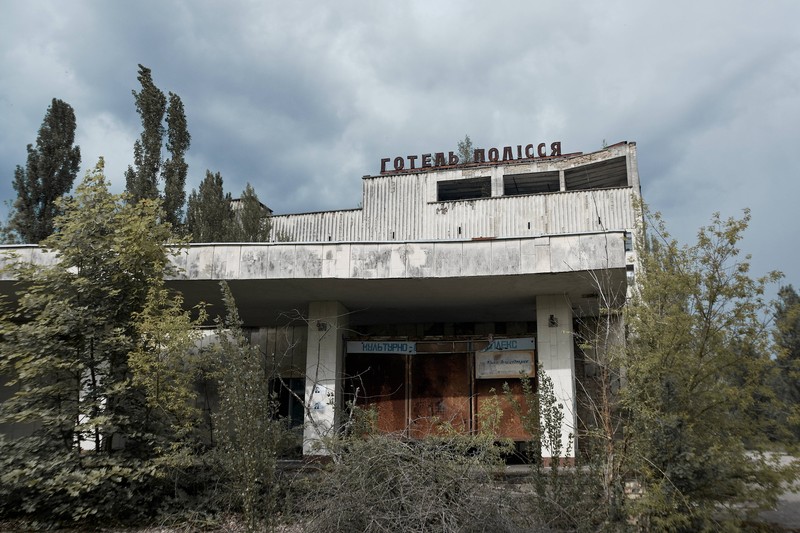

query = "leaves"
[8, 98, 81, 243]
[624, 206, 792, 528]
[0, 161, 193, 524]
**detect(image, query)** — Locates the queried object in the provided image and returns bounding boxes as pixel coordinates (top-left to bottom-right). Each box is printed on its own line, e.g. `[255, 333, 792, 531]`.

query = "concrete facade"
[0, 141, 642, 459]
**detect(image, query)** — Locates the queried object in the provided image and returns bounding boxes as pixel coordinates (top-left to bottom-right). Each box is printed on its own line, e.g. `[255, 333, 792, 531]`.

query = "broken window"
[564, 156, 628, 191]
[437, 176, 491, 201]
[503, 171, 560, 195]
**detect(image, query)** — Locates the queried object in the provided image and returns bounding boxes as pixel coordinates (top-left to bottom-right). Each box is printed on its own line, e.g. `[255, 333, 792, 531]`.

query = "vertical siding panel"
[268, 182, 634, 243]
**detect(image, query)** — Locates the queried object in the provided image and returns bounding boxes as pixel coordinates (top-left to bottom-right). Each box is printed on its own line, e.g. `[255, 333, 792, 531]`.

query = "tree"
[623, 208, 794, 530]
[457, 134, 473, 164]
[774, 284, 800, 437]
[186, 170, 235, 242]
[162, 92, 190, 227]
[125, 65, 166, 203]
[0, 160, 193, 524]
[231, 183, 271, 242]
[9, 98, 81, 243]
[186, 173, 271, 243]
[125, 64, 190, 227]
[212, 281, 285, 532]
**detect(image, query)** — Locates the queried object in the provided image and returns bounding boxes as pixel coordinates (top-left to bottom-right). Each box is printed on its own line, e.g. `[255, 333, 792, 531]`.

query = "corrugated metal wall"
[268, 144, 640, 243]
[270, 187, 636, 243]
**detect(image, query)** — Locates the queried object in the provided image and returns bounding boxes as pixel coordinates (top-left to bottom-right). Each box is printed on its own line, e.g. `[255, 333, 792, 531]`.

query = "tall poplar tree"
[9, 98, 81, 243]
[125, 65, 166, 203]
[162, 92, 190, 227]
[125, 64, 190, 227]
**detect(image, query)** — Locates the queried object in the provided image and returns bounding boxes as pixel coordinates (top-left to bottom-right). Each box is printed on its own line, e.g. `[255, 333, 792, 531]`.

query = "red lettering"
[502, 146, 514, 161]
[380, 158, 390, 173]
[488, 148, 499, 162]
[550, 142, 562, 156]
[537, 143, 547, 157]
[517, 145, 523, 159]
[421, 153, 432, 168]
[449, 151, 459, 165]
[393, 157, 404, 171]
[407, 155, 418, 169]
[434, 152, 446, 166]
[525, 144, 535, 158]
[473, 149, 485, 163]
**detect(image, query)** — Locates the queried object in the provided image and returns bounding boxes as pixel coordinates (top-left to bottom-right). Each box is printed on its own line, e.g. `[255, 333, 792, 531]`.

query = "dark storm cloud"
[1, 0, 799, 286]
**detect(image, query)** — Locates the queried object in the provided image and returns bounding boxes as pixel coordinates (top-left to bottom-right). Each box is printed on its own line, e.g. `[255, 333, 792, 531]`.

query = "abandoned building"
[0, 141, 641, 460]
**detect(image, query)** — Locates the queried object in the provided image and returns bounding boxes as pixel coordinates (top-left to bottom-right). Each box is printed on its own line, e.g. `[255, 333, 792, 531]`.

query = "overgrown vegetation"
[0, 160, 188, 526]
[623, 208, 798, 530]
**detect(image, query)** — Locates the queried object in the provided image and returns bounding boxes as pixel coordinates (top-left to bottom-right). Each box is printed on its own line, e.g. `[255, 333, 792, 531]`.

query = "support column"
[303, 301, 349, 456]
[536, 294, 577, 460]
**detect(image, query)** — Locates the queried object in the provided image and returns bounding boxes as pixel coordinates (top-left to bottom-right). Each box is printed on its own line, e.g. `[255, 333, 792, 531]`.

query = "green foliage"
[212, 281, 288, 532]
[187, 172, 271, 243]
[624, 208, 795, 530]
[774, 284, 800, 439]
[503, 368, 614, 531]
[186, 170, 234, 242]
[457, 134, 474, 163]
[9, 98, 81, 243]
[130, 284, 211, 471]
[163, 92, 191, 228]
[126, 64, 166, 203]
[0, 160, 190, 526]
[125, 64, 190, 227]
[231, 183, 271, 242]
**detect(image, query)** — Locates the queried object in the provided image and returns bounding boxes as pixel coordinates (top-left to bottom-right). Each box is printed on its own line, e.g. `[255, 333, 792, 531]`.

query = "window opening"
[437, 176, 491, 201]
[503, 171, 560, 195]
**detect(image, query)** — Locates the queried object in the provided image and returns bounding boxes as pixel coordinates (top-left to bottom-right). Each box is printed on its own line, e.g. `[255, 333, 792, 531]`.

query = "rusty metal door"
[345, 337, 534, 440]
[408, 351, 472, 438]
[344, 352, 407, 434]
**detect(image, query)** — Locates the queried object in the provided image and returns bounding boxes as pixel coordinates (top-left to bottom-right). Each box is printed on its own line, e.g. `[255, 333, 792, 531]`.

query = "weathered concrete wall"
[165, 232, 627, 282]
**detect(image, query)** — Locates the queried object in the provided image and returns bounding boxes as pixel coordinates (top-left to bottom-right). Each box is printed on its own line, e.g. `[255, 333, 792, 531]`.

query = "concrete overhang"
[166, 232, 630, 326]
[0, 232, 630, 327]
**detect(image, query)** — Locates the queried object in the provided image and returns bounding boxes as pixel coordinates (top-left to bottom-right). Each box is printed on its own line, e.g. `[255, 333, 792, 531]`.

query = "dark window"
[437, 176, 491, 201]
[503, 171, 560, 195]
[271, 377, 305, 428]
[564, 156, 628, 191]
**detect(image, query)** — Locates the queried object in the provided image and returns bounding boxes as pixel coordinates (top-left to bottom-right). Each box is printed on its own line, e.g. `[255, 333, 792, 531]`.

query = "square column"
[536, 294, 577, 459]
[303, 301, 349, 455]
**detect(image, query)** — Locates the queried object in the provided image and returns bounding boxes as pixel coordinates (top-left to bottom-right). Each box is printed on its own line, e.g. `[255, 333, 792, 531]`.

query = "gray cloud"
[1, 0, 799, 287]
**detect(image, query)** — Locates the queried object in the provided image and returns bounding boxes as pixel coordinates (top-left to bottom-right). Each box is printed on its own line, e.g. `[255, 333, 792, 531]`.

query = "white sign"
[475, 351, 535, 379]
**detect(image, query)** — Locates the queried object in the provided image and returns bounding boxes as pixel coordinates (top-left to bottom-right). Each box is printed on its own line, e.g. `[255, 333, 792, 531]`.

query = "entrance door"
[344, 352, 407, 434]
[344, 337, 535, 440]
[408, 352, 471, 438]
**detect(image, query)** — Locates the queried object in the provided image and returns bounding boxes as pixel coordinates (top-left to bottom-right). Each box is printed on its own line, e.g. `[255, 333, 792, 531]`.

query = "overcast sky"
[1, 1, 799, 292]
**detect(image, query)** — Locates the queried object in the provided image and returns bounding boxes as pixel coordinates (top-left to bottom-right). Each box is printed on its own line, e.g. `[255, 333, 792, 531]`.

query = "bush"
[300, 433, 534, 533]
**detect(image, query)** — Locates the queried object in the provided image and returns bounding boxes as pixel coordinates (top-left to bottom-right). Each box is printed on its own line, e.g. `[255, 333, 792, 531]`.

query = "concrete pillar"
[536, 294, 577, 459]
[303, 301, 349, 455]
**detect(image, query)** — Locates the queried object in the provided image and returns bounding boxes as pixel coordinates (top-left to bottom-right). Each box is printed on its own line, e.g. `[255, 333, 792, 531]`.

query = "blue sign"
[347, 341, 417, 354]
[481, 337, 535, 352]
